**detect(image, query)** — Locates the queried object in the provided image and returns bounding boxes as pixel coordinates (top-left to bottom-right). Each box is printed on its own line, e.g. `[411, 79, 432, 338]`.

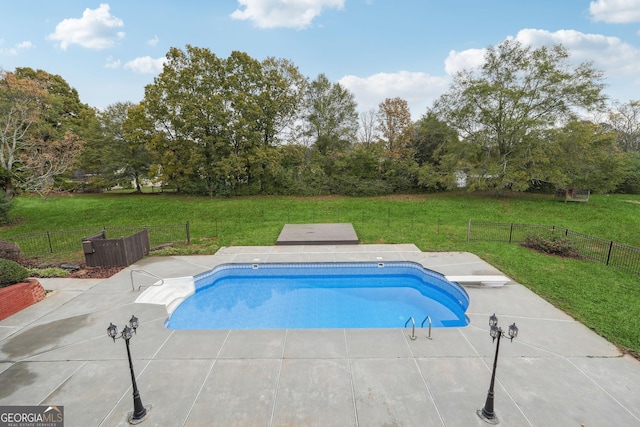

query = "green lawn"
[1, 191, 639, 355]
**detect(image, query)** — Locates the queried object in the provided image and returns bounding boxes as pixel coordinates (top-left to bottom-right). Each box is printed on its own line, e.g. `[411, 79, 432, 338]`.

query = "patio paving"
[1, 244, 639, 426]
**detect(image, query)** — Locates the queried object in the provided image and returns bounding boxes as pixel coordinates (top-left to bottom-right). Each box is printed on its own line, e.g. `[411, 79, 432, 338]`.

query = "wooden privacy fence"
[82, 229, 150, 267]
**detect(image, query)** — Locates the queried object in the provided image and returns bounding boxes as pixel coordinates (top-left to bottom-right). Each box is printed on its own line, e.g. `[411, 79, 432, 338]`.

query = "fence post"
[47, 231, 53, 253]
[509, 223, 514, 243]
[606, 240, 613, 266]
[186, 221, 191, 245]
[467, 220, 471, 241]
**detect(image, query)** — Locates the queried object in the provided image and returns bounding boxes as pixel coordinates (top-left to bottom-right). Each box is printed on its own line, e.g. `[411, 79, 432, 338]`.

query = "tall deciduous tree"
[546, 120, 626, 193]
[79, 102, 156, 192]
[143, 46, 304, 195]
[413, 112, 461, 190]
[376, 97, 414, 158]
[0, 70, 47, 196]
[432, 40, 606, 191]
[606, 100, 640, 153]
[0, 68, 89, 196]
[303, 73, 358, 146]
[357, 109, 378, 148]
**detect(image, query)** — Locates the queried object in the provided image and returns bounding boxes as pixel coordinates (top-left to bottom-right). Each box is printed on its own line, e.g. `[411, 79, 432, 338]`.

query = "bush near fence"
[4, 223, 190, 257]
[467, 221, 640, 275]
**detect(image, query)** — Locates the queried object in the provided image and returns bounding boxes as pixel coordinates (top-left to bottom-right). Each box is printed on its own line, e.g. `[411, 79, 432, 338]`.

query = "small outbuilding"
[555, 187, 590, 202]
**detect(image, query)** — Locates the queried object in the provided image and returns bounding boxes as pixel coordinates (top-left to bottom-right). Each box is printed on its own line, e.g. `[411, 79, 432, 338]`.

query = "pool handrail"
[421, 315, 433, 340]
[130, 269, 164, 291]
[405, 317, 417, 340]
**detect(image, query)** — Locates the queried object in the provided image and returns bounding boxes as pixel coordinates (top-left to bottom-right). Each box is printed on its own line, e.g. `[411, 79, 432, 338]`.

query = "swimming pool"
[166, 262, 470, 329]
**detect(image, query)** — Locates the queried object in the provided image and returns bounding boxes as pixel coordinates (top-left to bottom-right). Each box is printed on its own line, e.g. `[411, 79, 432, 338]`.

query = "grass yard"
[1, 191, 639, 355]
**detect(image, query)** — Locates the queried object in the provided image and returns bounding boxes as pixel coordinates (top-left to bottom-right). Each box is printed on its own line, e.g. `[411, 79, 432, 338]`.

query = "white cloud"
[124, 56, 166, 74]
[440, 28, 640, 103]
[47, 4, 125, 50]
[147, 35, 159, 46]
[444, 48, 486, 76]
[230, 0, 345, 29]
[105, 56, 121, 69]
[589, 0, 640, 23]
[514, 28, 640, 77]
[339, 71, 450, 119]
[0, 40, 34, 56]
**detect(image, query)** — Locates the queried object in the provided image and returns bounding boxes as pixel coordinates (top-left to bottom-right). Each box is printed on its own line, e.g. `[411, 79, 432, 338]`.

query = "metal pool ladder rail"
[422, 315, 432, 340]
[405, 315, 433, 340]
[130, 269, 164, 291]
[405, 317, 417, 340]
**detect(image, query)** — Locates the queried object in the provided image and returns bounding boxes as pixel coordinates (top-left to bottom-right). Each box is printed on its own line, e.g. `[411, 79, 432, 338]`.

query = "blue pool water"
[167, 262, 470, 329]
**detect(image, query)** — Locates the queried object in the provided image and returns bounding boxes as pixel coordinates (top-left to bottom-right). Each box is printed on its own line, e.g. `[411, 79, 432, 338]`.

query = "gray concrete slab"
[100, 359, 213, 427]
[184, 359, 279, 426]
[350, 358, 444, 426]
[0, 246, 639, 427]
[283, 329, 347, 359]
[273, 358, 355, 426]
[276, 223, 359, 245]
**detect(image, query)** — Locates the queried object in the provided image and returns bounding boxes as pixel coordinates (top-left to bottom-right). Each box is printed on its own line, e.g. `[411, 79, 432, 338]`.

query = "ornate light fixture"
[477, 313, 518, 424]
[107, 315, 150, 424]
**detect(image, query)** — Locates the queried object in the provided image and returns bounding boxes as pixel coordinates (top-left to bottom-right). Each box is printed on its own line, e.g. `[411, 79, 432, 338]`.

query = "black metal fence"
[468, 221, 640, 275]
[4, 223, 190, 257]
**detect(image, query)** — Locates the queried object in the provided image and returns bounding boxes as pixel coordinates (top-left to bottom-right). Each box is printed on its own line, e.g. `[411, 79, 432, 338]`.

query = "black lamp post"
[477, 313, 518, 425]
[107, 315, 150, 424]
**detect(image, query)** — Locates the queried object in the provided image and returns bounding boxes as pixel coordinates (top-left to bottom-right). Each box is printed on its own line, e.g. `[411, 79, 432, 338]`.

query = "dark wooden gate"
[82, 229, 150, 267]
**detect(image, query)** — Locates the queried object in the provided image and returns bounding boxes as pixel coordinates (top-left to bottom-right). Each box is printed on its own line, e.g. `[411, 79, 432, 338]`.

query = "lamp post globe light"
[477, 313, 518, 425]
[107, 315, 151, 424]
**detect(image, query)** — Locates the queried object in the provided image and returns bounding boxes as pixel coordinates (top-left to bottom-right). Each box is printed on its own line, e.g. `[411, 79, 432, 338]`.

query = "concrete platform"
[1, 245, 639, 427]
[276, 223, 359, 245]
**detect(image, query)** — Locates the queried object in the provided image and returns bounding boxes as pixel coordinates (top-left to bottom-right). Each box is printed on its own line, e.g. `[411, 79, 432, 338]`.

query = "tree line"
[1, 40, 640, 212]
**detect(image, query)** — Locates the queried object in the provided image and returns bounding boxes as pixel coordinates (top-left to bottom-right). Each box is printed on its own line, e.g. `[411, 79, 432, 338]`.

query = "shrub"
[0, 258, 30, 287]
[0, 239, 22, 262]
[28, 267, 69, 278]
[522, 233, 581, 258]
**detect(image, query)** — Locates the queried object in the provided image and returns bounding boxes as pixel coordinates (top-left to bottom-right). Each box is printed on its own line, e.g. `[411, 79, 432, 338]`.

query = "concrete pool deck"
[1, 244, 639, 426]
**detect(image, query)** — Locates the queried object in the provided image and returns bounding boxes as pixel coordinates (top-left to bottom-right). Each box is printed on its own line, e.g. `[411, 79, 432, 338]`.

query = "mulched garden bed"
[68, 265, 126, 279]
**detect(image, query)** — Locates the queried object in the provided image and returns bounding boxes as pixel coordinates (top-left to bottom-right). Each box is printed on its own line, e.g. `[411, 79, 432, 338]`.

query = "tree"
[432, 40, 606, 192]
[606, 100, 640, 153]
[0, 68, 89, 196]
[546, 120, 626, 193]
[78, 102, 156, 192]
[122, 103, 158, 191]
[0, 70, 47, 196]
[413, 112, 461, 190]
[143, 46, 304, 195]
[15, 69, 93, 192]
[376, 97, 414, 158]
[357, 109, 378, 148]
[302, 74, 358, 146]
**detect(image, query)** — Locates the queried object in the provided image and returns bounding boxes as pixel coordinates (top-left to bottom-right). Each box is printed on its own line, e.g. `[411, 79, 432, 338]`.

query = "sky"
[1, 0, 640, 120]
